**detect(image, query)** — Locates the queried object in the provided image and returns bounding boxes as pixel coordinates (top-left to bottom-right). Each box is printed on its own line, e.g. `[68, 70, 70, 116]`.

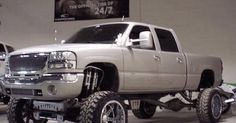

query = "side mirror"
[0, 52, 6, 61]
[126, 31, 153, 49]
[139, 31, 153, 49]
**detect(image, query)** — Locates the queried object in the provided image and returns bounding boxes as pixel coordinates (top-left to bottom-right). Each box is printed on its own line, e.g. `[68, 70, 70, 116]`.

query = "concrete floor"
[0, 103, 235, 123]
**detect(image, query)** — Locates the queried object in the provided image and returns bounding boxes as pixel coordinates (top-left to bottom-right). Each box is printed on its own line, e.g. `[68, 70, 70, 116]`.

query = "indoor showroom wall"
[0, 0, 235, 83]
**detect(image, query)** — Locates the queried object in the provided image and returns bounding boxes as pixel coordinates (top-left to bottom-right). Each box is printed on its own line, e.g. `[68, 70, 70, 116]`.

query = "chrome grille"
[9, 53, 48, 71]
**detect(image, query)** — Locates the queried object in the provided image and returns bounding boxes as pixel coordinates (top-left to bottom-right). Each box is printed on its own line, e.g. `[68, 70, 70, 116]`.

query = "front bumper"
[2, 73, 84, 100]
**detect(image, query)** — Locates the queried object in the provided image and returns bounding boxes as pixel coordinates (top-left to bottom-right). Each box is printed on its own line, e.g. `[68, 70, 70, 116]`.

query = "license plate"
[33, 101, 64, 112]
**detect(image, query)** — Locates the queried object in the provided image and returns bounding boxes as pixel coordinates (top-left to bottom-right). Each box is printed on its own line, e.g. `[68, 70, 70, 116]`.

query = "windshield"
[66, 24, 128, 44]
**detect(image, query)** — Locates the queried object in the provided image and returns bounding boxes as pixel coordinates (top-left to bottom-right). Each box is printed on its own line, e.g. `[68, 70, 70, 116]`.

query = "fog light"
[47, 85, 57, 95]
[34, 89, 43, 96]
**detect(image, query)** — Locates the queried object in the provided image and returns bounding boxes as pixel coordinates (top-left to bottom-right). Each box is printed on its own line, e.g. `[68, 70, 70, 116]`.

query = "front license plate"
[33, 101, 64, 112]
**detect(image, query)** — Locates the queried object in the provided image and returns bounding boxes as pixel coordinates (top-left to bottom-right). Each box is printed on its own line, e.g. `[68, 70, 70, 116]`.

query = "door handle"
[176, 57, 183, 63]
[153, 55, 161, 61]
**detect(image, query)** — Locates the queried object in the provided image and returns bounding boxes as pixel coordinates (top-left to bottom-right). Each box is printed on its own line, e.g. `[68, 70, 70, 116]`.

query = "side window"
[129, 25, 155, 50]
[6, 45, 14, 53]
[155, 28, 179, 52]
[130, 26, 150, 39]
[0, 43, 5, 52]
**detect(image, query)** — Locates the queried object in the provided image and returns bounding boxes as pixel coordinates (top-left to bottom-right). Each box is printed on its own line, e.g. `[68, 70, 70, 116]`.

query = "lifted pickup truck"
[3, 22, 223, 123]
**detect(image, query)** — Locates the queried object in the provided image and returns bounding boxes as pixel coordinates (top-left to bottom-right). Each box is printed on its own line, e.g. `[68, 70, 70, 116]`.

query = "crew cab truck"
[2, 22, 223, 123]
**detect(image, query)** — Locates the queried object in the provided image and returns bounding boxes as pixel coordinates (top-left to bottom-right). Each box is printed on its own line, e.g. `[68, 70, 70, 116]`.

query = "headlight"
[48, 51, 76, 69]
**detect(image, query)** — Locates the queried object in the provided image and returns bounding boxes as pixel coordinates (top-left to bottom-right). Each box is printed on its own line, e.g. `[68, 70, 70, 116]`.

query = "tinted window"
[66, 24, 128, 44]
[6, 45, 14, 53]
[0, 44, 5, 52]
[129, 26, 150, 39]
[155, 28, 179, 52]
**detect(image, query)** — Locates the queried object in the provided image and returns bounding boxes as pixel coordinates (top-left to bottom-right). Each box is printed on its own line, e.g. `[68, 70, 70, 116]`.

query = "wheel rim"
[211, 94, 222, 119]
[100, 100, 126, 123]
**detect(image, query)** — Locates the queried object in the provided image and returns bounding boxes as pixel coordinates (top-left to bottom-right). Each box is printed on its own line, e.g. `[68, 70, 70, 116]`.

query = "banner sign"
[54, 0, 129, 22]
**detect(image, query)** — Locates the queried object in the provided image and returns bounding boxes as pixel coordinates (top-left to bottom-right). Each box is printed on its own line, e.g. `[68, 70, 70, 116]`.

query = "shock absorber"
[83, 66, 104, 97]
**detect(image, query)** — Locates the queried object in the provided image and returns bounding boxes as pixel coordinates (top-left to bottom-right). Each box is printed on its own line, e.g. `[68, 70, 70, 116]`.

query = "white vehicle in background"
[0, 42, 14, 104]
[2, 22, 224, 123]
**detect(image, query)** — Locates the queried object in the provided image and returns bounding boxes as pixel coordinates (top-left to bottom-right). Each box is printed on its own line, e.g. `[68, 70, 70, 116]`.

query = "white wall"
[0, 0, 236, 83]
[140, 0, 236, 83]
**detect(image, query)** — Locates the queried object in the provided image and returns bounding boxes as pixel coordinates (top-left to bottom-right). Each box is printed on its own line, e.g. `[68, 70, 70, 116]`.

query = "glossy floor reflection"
[0, 103, 235, 123]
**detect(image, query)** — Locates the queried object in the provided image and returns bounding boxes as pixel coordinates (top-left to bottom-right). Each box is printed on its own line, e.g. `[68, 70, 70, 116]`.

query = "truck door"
[154, 28, 187, 90]
[123, 25, 162, 91]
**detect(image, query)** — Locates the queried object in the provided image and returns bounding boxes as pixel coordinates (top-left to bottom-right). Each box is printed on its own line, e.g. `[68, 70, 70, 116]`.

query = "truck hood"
[10, 44, 116, 55]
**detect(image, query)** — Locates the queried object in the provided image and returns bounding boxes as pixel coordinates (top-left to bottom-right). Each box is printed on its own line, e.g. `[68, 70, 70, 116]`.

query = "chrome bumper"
[2, 73, 84, 100]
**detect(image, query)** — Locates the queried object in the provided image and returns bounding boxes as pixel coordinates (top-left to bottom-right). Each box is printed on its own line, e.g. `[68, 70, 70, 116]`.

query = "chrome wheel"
[211, 94, 222, 119]
[196, 88, 223, 123]
[101, 100, 126, 123]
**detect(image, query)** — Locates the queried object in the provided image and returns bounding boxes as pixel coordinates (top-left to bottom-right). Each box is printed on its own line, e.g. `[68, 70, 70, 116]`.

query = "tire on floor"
[79, 91, 127, 123]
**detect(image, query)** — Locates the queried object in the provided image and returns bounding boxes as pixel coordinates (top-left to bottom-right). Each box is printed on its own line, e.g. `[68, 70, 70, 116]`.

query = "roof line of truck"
[84, 21, 173, 31]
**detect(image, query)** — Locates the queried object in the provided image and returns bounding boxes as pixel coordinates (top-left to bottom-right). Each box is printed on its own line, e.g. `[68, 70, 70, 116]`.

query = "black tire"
[132, 101, 156, 119]
[79, 91, 127, 123]
[7, 98, 47, 123]
[196, 88, 223, 123]
[221, 95, 231, 114]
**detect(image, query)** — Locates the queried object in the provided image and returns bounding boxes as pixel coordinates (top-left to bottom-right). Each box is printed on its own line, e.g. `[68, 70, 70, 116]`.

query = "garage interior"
[0, 0, 236, 123]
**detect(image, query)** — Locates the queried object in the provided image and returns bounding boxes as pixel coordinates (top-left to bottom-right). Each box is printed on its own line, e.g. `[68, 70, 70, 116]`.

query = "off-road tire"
[7, 98, 47, 123]
[196, 88, 222, 123]
[132, 101, 156, 119]
[79, 91, 127, 123]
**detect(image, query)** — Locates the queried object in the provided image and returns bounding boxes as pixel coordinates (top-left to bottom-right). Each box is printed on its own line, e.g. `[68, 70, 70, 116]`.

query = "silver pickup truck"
[2, 22, 223, 123]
